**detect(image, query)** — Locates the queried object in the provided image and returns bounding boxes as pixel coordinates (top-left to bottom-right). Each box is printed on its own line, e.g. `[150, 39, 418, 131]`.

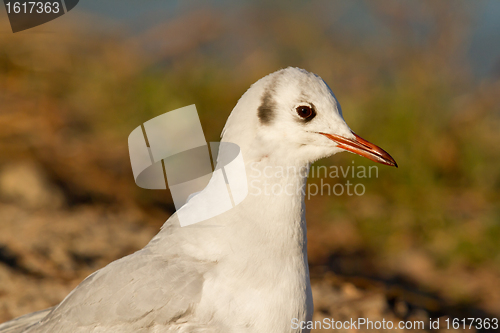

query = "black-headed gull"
[0, 67, 396, 333]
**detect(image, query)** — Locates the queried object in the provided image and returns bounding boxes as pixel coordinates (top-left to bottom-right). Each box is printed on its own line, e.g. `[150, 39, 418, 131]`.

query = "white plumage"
[0, 67, 396, 333]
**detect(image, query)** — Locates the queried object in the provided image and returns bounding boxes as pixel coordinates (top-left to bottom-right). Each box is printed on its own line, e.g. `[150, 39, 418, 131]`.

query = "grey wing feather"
[22, 247, 211, 332]
[0, 307, 55, 333]
[1, 214, 214, 332]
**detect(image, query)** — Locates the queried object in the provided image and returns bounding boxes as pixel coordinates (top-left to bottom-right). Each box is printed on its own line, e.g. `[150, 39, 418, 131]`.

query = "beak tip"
[321, 132, 398, 169]
[385, 155, 398, 168]
[387, 157, 398, 168]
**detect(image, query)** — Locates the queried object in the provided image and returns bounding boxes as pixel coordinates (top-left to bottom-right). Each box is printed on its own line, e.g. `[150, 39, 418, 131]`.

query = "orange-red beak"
[320, 132, 398, 167]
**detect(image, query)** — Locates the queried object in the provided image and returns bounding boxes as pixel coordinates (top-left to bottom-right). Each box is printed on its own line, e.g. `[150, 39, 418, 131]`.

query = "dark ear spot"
[258, 74, 282, 125]
[258, 90, 276, 125]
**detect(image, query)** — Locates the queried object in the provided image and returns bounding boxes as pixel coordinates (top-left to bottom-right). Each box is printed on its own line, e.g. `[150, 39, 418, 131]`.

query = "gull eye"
[296, 105, 315, 120]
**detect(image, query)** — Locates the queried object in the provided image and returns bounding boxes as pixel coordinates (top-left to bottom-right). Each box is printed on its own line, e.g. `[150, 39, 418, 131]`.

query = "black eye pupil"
[296, 106, 313, 119]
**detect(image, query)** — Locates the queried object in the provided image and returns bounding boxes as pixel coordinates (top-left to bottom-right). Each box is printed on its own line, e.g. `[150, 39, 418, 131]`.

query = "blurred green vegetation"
[0, 0, 499, 312]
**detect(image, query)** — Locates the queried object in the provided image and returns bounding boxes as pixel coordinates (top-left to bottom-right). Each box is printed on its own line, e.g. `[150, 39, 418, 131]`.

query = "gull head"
[222, 67, 397, 167]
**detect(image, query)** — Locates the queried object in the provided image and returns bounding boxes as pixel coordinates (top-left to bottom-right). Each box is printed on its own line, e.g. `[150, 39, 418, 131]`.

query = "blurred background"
[0, 0, 499, 331]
